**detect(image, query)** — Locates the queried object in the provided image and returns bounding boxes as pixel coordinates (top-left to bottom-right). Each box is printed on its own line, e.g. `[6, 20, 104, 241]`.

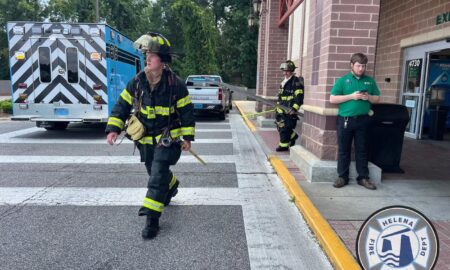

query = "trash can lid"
[371, 103, 410, 122]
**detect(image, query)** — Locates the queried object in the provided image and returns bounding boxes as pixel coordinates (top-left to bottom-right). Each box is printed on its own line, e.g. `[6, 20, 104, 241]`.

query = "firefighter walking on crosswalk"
[105, 32, 195, 239]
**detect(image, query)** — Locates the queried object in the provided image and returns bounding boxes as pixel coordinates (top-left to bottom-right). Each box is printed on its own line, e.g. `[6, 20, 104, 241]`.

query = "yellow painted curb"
[234, 101, 256, 132]
[269, 156, 361, 270]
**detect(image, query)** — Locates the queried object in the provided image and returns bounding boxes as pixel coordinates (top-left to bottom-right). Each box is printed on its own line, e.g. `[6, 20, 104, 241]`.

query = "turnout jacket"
[106, 69, 195, 144]
[276, 76, 304, 114]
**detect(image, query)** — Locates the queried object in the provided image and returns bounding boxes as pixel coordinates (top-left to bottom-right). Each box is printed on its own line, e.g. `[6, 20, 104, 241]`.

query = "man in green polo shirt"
[330, 53, 380, 190]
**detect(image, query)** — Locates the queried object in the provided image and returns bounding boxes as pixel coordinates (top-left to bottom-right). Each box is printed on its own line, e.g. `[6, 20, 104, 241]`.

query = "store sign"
[407, 59, 422, 93]
[436, 11, 449, 25]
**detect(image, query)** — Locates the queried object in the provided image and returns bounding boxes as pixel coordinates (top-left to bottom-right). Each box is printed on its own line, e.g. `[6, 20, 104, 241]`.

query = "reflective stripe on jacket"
[276, 76, 304, 114]
[106, 69, 195, 142]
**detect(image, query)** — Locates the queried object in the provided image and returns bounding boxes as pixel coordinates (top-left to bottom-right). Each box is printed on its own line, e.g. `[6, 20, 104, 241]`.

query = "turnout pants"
[276, 114, 298, 148]
[336, 115, 370, 181]
[137, 142, 182, 218]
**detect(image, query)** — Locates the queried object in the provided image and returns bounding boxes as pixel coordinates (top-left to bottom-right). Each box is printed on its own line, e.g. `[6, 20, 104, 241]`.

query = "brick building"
[255, 0, 450, 182]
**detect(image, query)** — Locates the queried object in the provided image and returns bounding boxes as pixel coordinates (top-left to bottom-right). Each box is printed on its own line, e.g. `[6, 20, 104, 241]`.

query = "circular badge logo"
[356, 206, 439, 270]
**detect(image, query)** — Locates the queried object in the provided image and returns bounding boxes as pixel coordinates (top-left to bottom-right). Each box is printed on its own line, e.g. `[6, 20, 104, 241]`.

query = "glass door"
[401, 58, 424, 138]
[401, 39, 450, 139]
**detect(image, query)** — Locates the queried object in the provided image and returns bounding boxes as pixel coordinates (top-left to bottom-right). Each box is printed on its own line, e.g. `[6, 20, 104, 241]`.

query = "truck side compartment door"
[30, 37, 54, 104]
[12, 37, 37, 103]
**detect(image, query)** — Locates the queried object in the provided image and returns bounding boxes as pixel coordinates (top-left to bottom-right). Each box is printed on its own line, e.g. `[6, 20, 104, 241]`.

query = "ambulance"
[7, 21, 144, 130]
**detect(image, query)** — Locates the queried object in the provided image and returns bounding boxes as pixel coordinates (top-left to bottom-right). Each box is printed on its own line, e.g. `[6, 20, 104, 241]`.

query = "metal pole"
[95, 0, 99, 23]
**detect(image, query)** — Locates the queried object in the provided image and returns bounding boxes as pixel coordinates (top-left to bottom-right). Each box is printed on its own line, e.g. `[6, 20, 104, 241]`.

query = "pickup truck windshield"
[186, 76, 221, 87]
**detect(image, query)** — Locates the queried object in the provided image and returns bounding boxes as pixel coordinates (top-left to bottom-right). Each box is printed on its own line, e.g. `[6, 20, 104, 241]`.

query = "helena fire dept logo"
[356, 206, 439, 270]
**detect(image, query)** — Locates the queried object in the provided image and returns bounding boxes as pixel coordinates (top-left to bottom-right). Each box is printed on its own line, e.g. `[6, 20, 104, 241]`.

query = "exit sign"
[436, 11, 450, 25]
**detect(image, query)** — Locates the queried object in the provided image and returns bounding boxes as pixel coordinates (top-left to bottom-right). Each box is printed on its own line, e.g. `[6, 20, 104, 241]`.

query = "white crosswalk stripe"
[0, 127, 233, 144]
[0, 138, 233, 144]
[0, 114, 332, 269]
[0, 187, 241, 206]
[0, 155, 237, 164]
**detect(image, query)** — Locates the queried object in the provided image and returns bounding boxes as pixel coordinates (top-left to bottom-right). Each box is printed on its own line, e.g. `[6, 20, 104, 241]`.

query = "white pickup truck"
[186, 75, 232, 120]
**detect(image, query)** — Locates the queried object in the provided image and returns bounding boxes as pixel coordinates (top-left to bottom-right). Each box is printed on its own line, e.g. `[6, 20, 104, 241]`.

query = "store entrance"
[422, 49, 450, 141]
[401, 39, 450, 141]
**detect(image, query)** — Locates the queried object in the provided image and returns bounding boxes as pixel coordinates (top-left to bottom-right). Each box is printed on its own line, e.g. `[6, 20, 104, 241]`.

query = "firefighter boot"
[276, 146, 289, 152]
[142, 216, 159, 239]
[164, 180, 179, 206]
[290, 134, 299, 146]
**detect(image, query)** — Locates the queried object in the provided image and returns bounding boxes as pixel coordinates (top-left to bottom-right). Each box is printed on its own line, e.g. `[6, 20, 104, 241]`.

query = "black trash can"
[428, 105, 449, 140]
[368, 104, 410, 173]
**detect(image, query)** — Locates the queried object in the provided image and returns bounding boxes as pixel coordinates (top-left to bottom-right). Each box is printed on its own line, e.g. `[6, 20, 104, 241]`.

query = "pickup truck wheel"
[218, 110, 226, 120]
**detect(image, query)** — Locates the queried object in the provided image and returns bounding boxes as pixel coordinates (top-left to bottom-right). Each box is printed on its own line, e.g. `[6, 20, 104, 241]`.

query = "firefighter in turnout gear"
[275, 60, 304, 152]
[105, 32, 195, 239]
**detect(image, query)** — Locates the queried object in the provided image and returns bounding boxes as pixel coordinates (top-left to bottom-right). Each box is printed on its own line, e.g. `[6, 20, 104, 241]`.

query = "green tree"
[102, 0, 148, 40]
[171, 0, 219, 78]
[44, 0, 93, 22]
[217, 6, 257, 87]
[0, 0, 45, 79]
[0, 0, 258, 88]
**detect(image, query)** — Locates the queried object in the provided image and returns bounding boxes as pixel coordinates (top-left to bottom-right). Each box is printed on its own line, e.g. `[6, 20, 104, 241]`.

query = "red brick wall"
[375, 0, 450, 103]
[256, 0, 289, 100]
[300, 0, 380, 160]
[301, 0, 379, 109]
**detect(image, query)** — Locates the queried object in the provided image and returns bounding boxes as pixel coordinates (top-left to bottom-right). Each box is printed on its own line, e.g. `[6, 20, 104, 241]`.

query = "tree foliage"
[216, 6, 258, 87]
[0, 0, 45, 80]
[0, 0, 258, 87]
[171, 0, 219, 78]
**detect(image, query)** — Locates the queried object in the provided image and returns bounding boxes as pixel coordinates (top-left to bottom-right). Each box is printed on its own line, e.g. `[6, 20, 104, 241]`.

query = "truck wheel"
[218, 110, 226, 120]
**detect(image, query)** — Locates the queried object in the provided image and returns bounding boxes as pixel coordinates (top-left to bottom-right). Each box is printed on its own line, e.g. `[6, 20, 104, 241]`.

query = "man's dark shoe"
[357, 178, 377, 190]
[164, 180, 179, 206]
[333, 177, 348, 188]
[290, 134, 299, 146]
[276, 146, 289, 152]
[142, 216, 159, 239]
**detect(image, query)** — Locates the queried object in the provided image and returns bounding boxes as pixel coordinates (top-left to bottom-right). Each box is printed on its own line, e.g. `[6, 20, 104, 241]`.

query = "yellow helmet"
[134, 32, 172, 62]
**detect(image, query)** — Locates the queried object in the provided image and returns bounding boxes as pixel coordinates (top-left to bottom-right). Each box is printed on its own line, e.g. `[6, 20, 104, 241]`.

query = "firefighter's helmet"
[133, 32, 172, 62]
[280, 60, 296, 72]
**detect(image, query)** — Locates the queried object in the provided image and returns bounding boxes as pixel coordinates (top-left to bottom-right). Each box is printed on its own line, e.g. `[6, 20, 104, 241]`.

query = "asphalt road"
[0, 111, 332, 270]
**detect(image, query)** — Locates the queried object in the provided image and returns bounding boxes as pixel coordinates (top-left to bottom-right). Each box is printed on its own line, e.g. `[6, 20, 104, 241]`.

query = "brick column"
[300, 0, 380, 160]
[255, 0, 289, 114]
[256, 1, 267, 102]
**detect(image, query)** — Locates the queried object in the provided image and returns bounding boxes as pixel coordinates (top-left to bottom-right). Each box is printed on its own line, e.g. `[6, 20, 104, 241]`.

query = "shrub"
[0, 99, 12, 114]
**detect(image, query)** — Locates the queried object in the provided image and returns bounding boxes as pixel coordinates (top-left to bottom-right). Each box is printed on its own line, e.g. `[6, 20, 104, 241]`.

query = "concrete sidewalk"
[235, 100, 450, 270]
